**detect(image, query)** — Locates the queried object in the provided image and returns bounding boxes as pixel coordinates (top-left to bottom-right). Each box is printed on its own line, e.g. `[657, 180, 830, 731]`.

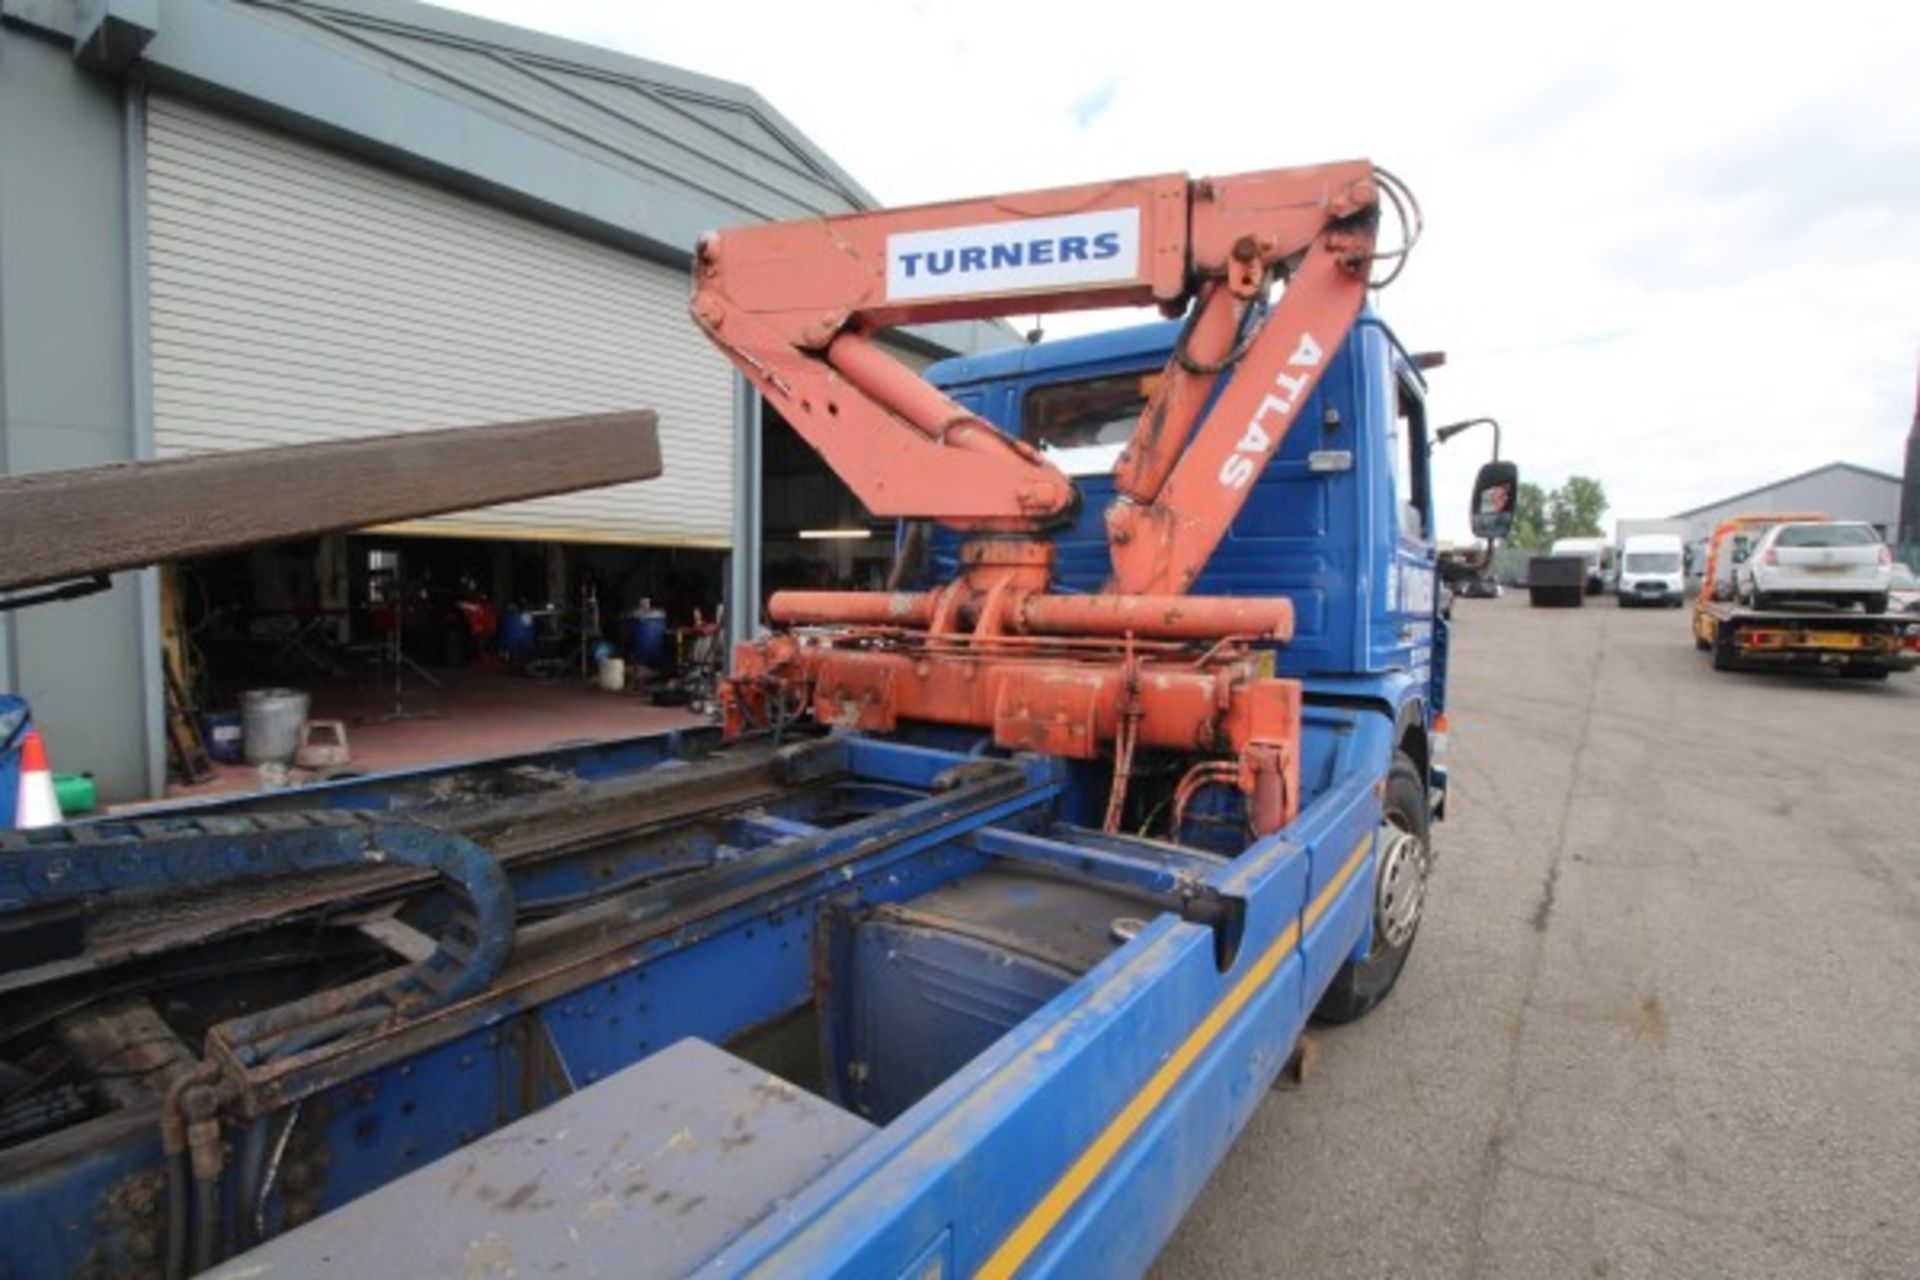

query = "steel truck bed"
[1692, 600, 1920, 677]
[1, 705, 1390, 1279]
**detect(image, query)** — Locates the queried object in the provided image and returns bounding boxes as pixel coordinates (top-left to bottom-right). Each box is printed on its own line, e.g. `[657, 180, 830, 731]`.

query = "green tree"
[1546, 475, 1609, 542]
[1510, 481, 1550, 550]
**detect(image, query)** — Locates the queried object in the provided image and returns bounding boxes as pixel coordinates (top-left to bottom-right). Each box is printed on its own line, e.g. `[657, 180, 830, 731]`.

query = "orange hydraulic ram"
[766, 590, 1294, 642]
[729, 636, 1299, 836]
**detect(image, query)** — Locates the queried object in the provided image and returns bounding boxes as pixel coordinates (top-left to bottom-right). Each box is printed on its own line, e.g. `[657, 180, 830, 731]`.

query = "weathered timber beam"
[0, 411, 662, 591]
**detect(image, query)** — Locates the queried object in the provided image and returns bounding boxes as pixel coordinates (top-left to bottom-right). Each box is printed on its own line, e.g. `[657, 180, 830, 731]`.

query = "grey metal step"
[211, 1038, 875, 1279]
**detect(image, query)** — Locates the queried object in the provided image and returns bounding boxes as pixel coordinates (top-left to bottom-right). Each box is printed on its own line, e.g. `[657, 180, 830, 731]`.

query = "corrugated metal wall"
[144, 96, 733, 546]
[1677, 469, 1902, 543]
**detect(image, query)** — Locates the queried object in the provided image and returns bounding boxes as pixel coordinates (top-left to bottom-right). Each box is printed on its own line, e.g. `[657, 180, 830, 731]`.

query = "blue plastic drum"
[630, 610, 668, 669]
[497, 609, 536, 660]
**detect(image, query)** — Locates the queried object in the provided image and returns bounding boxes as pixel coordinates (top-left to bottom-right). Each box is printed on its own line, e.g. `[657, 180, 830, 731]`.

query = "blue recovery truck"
[0, 315, 1510, 1279]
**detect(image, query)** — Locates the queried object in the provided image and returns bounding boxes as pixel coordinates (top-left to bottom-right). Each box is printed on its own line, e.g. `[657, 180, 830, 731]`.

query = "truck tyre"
[1711, 628, 1738, 671]
[1313, 753, 1428, 1025]
[1865, 594, 1889, 615]
[1841, 665, 1890, 681]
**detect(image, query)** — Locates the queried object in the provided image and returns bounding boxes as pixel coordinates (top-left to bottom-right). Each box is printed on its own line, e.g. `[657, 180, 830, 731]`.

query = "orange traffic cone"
[16, 730, 61, 829]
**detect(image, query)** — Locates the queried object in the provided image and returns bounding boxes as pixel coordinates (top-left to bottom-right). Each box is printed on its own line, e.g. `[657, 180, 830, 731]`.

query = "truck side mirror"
[1469, 461, 1518, 541]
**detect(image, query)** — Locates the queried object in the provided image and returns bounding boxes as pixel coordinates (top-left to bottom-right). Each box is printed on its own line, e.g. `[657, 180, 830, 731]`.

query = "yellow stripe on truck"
[974, 831, 1374, 1279]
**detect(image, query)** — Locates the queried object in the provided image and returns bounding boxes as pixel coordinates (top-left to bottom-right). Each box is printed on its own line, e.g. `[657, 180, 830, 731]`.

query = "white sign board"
[886, 209, 1141, 301]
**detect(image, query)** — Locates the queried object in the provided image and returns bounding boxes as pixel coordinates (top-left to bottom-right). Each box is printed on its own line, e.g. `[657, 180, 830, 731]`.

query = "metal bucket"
[241, 688, 310, 765]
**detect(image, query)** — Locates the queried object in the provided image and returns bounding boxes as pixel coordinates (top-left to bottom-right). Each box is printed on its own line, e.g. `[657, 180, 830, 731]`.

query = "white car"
[1736, 521, 1893, 612]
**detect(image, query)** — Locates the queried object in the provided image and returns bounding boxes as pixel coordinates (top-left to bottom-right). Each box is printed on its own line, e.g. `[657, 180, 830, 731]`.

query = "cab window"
[1022, 373, 1156, 450]
[1388, 375, 1430, 541]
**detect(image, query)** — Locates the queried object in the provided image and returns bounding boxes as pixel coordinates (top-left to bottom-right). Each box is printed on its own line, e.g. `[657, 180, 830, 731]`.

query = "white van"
[1549, 537, 1611, 595]
[1617, 533, 1686, 607]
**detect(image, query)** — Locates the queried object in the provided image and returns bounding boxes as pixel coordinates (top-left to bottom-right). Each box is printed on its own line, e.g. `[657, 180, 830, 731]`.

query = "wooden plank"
[0, 411, 662, 591]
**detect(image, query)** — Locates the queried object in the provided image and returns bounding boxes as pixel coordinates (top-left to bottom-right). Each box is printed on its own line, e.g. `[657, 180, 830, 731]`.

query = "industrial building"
[0, 0, 1010, 801]
[1667, 461, 1903, 565]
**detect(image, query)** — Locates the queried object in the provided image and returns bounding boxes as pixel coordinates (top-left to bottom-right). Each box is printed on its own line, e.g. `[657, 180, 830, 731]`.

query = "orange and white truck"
[1691, 513, 1920, 678]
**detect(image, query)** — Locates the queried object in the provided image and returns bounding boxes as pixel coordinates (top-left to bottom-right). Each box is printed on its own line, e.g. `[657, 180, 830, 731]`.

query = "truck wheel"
[1313, 754, 1428, 1025]
[1865, 594, 1889, 615]
[1711, 629, 1738, 671]
[1841, 665, 1890, 681]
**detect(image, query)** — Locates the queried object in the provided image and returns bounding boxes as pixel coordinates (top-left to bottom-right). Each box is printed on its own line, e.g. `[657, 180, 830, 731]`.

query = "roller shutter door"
[143, 96, 733, 545]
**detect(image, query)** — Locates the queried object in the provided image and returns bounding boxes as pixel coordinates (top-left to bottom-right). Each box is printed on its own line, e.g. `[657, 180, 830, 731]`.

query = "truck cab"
[921, 309, 1453, 822]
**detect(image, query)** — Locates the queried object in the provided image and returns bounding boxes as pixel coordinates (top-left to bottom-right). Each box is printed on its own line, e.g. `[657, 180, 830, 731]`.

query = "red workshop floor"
[166, 667, 707, 803]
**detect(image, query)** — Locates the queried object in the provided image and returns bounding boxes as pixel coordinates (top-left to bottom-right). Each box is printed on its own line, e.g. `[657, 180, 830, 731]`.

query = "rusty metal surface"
[78, 1166, 168, 1280]
[730, 525, 1304, 835]
[55, 1000, 193, 1113]
[892, 868, 1154, 974]
[0, 411, 663, 593]
[767, 588, 1294, 640]
[4, 746, 799, 990]
[3, 815, 519, 1098]
[202, 757, 1035, 1113]
[0, 738, 1037, 1278]
[0, 1104, 172, 1280]
[210, 1038, 875, 1280]
[731, 635, 1301, 830]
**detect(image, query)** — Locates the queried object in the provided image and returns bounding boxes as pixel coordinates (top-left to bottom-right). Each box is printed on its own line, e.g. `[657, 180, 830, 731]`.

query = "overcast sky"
[448, 0, 1920, 539]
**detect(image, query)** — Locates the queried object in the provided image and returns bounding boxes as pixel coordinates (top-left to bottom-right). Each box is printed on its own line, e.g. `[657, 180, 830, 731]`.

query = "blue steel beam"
[967, 825, 1226, 899]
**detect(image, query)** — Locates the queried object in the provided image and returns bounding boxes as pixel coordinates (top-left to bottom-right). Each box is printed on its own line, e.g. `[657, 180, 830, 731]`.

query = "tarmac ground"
[1156, 593, 1920, 1279]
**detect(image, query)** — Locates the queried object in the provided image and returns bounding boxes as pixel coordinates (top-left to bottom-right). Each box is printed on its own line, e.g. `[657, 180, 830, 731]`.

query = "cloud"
[438, 0, 1920, 538]
[1466, 60, 1619, 154]
[1597, 101, 1920, 292]
[1070, 79, 1120, 129]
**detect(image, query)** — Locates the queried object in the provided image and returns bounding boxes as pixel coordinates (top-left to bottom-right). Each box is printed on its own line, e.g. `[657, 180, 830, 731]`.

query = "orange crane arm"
[690, 162, 1393, 588]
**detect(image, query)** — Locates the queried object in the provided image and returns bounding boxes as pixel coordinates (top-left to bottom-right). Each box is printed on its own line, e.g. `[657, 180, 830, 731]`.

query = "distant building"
[1670, 462, 1901, 539]
[1664, 462, 1902, 576]
[1613, 517, 1692, 547]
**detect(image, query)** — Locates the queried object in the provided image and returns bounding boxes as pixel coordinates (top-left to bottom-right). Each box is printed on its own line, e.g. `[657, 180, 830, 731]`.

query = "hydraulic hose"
[161, 1063, 219, 1280]
[191, 1175, 220, 1275]
[163, 1149, 189, 1280]
[235, 1116, 270, 1250]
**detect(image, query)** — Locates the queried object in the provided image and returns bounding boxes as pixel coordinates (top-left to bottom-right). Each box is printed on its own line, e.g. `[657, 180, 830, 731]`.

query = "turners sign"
[885, 209, 1141, 301]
